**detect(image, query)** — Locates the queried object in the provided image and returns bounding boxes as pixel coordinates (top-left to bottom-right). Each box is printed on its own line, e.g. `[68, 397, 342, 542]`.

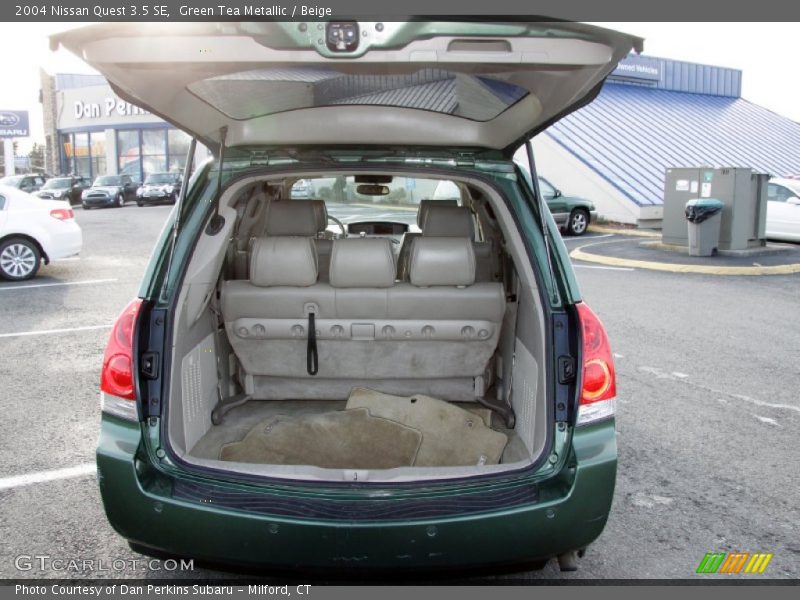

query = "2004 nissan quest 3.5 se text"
[53, 20, 639, 574]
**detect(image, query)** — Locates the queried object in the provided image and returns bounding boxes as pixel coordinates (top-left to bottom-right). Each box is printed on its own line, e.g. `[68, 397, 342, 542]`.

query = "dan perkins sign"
[0, 110, 30, 138]
[74, 97, 150, 120]
[57, 85, 162, 130]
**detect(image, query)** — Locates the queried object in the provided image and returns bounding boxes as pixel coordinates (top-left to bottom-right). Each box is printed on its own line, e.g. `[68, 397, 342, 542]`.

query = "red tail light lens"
[100, 299, 143, 401]
[576, 302, 616, 425]
[50, 208, 74, 220]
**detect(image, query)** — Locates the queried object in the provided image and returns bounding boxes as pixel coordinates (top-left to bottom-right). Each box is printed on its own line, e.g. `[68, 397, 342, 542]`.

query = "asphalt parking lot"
[1, 207, 798, 580]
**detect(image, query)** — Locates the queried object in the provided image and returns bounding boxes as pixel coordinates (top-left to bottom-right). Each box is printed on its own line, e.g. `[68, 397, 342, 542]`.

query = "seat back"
[221, 235, 505, 401]
[308, 199, 334, 282]
[396, 198, 458, 281]
[229, 184, 273, 279]
[397, 203, 498, 282]
[240, 199, 334, 281]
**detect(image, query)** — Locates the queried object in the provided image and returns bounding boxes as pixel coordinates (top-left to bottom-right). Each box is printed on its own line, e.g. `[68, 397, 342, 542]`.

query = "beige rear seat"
[397, 204, 497, 282]
[221, 236, 505, 400]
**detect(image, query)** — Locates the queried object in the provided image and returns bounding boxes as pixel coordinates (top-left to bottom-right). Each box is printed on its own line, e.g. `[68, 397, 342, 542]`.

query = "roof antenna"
[205, 126, 228, 236]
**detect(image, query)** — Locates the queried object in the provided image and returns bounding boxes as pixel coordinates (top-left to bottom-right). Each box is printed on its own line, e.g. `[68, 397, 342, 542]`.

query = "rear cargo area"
[163, 171, 550, 482]
[189, 390, 528, 470]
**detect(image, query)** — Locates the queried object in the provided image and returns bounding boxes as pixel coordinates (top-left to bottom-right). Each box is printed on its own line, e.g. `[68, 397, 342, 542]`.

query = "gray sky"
[2, 22, 798, 154]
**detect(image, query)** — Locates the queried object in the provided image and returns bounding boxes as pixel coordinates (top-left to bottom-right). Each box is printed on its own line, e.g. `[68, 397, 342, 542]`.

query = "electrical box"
[662, 168, 768, 250]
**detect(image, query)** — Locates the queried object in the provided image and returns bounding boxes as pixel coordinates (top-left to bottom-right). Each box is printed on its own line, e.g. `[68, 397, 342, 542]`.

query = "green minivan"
[54, 20, 638, 574]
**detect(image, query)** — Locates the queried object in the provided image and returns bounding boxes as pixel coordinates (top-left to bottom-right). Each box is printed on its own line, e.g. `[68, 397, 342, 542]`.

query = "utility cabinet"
[662, 168, 768, 250]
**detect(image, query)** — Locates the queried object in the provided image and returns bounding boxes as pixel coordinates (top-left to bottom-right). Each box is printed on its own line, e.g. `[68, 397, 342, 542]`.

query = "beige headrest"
[329, 238, 396, 288]
[264, 201, 319, 236]
[409, 237, 475, 287]
[250, 237, 318, 287]
[417, 198, 458, 227]
[421, 205, 474, 237]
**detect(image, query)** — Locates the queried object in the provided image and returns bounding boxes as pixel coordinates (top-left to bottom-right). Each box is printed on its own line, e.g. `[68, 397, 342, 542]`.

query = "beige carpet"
[219, 407, 422, 469]
[346, 388, 508, 466]
[458, 405, 494, 427]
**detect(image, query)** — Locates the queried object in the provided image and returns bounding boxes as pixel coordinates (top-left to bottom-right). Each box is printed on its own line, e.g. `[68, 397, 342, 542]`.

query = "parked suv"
[81, 174, 137, 209]
[0, 173, 47, 194]
[55, 20, 636, 574]
[136, 172, 182, 206]
[539, 177, 597, 236]
[34, 175, 89, 205]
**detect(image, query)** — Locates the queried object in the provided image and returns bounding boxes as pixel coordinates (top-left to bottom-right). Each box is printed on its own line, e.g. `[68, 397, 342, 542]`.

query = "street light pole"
[3, 139, 14, 176]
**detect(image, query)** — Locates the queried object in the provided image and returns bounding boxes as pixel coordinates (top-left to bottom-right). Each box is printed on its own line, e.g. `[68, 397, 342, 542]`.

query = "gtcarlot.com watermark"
[15, 554, 194, 574]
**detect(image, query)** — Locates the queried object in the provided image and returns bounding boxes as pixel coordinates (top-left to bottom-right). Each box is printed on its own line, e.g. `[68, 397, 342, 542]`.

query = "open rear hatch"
[60, 21, 640, 482]
[51, 21, 641, 154]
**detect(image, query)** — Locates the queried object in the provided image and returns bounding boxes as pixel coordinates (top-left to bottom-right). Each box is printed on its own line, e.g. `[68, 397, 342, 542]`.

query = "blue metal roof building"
[533, 54, 800, 224]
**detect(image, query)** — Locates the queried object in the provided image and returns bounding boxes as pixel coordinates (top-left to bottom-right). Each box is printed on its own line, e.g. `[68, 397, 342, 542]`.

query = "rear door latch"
[141, 352, 160, 380]
[558, 356, 576, 384]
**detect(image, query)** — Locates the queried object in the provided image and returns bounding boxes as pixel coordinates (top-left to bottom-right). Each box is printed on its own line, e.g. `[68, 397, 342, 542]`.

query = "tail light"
[100, 299, 143, 421]
[576, 302, 616, 426]
[50, 208, 74, 220]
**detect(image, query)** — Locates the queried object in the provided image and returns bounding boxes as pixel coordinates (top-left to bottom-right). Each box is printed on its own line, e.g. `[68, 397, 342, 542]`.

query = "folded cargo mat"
[219, 408, 422, 469]
[347, 388, 508, 466]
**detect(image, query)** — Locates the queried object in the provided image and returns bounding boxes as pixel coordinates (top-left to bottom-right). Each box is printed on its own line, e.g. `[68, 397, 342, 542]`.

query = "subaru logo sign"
[0, 110, 29, 138]
[0, 113, 20, 126]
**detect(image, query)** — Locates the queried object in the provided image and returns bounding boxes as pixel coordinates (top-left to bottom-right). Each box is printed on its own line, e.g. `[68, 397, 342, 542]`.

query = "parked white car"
[0, 184, 82, 280]
[766, 178, 800, 242]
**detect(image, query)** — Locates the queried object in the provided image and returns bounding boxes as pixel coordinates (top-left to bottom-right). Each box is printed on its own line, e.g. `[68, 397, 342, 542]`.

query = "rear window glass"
[187, 67, 528, 122]
[290, 175, 461, 231]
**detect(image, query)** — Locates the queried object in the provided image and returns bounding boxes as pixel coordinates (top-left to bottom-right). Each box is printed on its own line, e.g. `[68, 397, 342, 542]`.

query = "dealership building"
[40, 71, 202, 183]
[530, 54, 800, 224]
[41, 53, 800, 224]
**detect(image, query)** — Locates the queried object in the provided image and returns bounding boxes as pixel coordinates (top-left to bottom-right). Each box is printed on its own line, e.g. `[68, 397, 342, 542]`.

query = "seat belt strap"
[307, 312, 318, 376]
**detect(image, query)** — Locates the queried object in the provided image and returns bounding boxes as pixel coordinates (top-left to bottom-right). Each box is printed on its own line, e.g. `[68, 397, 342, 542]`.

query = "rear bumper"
[97, 416, 616, 572]
[44, 223, 82, 261]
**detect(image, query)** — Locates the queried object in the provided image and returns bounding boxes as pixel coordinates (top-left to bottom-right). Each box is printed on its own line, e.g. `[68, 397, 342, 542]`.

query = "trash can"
[685, 198, 724, 256]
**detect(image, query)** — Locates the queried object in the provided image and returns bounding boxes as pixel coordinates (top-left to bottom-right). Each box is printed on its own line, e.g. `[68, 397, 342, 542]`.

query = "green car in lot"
[54, 20, 636, 574]
[539, 177, 598, 236]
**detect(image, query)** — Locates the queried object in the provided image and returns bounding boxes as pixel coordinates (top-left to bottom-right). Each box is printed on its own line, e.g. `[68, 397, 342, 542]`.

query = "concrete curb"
[571, 239, 800, 276]
[588, 225, 660, 238]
